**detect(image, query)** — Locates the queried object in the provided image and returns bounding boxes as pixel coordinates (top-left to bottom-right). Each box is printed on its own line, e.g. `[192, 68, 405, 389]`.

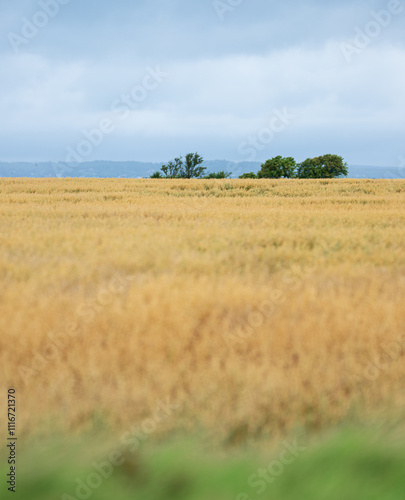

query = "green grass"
[2, 427, 405, 499]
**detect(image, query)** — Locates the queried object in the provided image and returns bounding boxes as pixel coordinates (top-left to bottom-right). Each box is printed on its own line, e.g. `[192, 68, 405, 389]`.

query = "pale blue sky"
[1, 0, 404, 165]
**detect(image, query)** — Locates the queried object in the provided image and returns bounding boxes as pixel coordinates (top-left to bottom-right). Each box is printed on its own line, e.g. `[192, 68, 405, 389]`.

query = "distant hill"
[0, 161, 403, 179]
[346, 165, 404, 179]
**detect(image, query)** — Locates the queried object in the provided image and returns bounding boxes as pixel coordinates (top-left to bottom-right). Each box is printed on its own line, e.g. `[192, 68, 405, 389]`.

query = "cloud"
[0, 0, 404, 165]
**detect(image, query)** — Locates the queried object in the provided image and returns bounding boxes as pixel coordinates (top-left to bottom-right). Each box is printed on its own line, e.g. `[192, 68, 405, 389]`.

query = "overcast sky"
[1, 0, 404, 165]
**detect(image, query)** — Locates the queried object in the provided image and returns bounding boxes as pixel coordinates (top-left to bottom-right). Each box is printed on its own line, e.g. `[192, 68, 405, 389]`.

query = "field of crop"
[1, 178, 405, 498]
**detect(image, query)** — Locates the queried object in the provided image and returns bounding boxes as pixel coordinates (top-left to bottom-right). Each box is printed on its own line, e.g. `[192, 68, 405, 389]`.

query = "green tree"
[179, 153, 206, 178]
[204, 170, 232, 179]
[161, 157, 183, 178]
[257, 156, 297, 178]
[296, 158, 320, 179]
[297, 154, 348, 179]
[151, 153, 206, 179]
[150, 171, 163, 178]
[239, 172, 258, 179]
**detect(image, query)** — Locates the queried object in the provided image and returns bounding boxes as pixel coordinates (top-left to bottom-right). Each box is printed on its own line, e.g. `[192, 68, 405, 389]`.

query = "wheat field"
[1, 178, 405, 445]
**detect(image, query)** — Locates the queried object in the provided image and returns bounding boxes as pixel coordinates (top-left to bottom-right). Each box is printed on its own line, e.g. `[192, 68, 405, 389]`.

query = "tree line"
[240, 154, 348, 179]
[151, 153, 348, 179]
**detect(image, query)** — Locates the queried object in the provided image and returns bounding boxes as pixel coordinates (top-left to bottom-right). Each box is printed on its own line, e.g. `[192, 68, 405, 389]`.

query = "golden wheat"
[1, 178, 405, 444]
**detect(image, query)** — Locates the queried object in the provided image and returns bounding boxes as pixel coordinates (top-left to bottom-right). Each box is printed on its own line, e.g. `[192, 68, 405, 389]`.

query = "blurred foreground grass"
[2, 427, 405, 500]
